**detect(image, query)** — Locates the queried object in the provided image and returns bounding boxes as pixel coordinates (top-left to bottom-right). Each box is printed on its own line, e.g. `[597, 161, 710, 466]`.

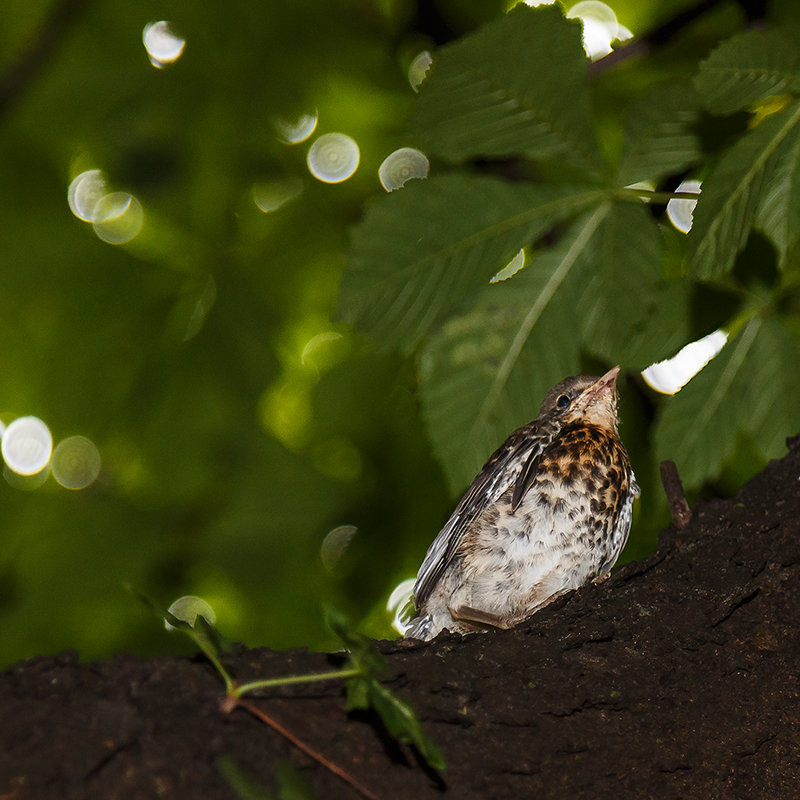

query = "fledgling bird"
[405, 366, 639, 641]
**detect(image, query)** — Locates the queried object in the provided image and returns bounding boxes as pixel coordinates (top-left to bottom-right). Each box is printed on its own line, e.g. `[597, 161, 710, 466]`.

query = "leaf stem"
[193, 635, 235, 694]
[232, 666, 362, 699]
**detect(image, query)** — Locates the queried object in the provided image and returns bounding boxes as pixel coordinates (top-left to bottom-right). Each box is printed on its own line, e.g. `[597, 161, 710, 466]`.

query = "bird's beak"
[574, 365, 620, 412]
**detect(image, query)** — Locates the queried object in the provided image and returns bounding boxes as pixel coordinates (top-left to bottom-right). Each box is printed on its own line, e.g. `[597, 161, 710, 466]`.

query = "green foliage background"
[2, 0, 799, 668]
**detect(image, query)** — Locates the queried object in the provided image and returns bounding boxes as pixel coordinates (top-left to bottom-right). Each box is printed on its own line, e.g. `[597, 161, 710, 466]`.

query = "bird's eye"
[556, 394, 571, 409]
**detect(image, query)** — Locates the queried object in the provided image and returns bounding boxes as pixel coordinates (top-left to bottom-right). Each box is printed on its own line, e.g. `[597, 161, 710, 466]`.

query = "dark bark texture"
[3, 436, 800, 800]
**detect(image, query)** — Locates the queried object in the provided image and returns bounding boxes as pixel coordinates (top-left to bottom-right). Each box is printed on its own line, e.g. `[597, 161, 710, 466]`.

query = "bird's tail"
[403, 612, 433, 641]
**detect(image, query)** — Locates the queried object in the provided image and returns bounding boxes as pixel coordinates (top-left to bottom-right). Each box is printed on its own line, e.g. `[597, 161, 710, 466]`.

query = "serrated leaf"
[365, 679, 446, 771]
[413, 5, 600, 174]
[655, 319, 760, 485]
[337, 175, 603, 352]
[419, 202, 665, 491]
[654, 315, 800, 486]
[616, 81, 702, 187]
[694, 29, 800, 115]
[689, 100, 800, 279]
[573, 201, 663, 364]
[742, 316, 800, 456]
[620, 279, 694, 368]
[419, 220, 588, 490]
[755, 123, 800, 261]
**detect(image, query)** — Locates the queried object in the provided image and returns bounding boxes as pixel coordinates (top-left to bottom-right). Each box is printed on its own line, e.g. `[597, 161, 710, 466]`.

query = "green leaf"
[689, 101, 800, 279]
[742, 315, 800, 457]
[130, 587, 199, 637]
[193, 614, 232, 659]
[343, 673, 371, 712]
[616, 81, 702, 187]
[419, 201, 665, 492]
[694, 29, 800, 115]
[327, 608, 445, 770]
[654, 315, 800, 486]
[413, 5, 601, 174]
[619, 278, 694, 369]
[419, 221, 588, 491]
[573, 201, 664, 365]
[755, 123, 800, 262]
[655, 320, 759, 486]
[325, 606, 385, 677]
[365, 679, 447, 771]
[337, 175, 603, 352]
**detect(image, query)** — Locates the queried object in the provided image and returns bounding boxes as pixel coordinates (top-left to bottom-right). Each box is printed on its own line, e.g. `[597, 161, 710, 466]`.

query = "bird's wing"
[511, 444, 545, 511]
[413, 425, 546, 608]
[603, 471, 640, 571]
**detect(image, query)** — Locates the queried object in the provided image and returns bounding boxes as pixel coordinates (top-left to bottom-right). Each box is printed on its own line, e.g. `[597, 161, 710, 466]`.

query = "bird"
[405, 365, 639, 641]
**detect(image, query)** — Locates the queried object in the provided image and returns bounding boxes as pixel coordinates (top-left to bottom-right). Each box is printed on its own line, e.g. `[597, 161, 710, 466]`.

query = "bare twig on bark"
[659, 460, 692, 529]
[229, 697, 380, 800]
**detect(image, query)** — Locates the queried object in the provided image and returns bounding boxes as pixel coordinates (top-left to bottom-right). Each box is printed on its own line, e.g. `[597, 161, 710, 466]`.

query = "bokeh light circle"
[1, 416, 53, 476]
[667, 179, 702, 234]
[143, 21, 186, 68]
[408, 51, 433, 92]
[307, 133, 360, 183]
[379, 147, 429, 191]
[274, 112, 318, 144]
[252, 178, 303, 212]
[165, 595, 217, 630]
[566, 1, 629, 60]
[386, 577, 416, 635]
[92, 192, 144, 244]
[52, 436, 102, 489]
[320, 524, 358, 572]
[490, 248, 526, 283]
[642, 330, 728, 395]
[68, 169, 108, 222]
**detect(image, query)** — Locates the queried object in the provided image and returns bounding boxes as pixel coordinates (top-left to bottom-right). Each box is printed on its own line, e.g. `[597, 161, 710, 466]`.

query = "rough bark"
[3, 436, 800, 800]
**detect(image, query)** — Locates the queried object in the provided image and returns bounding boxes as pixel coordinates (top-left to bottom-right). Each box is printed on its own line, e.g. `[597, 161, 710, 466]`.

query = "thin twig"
[659, 460, 692, 529]
[228, 696, 380, 800]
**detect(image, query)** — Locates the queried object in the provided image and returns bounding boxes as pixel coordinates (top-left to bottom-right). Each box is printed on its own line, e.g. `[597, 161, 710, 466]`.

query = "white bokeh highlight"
[491, 248, 526, 283]
[52, 436, 102, 490]
[566, 1, 633, 60]
[68, 169, 144, 245]
[408, 51, 433, 92]
[274, 112, 318, 145]
[307, 133, 360, 183]
[68, 169, 108, 222]
[387, 577, 416, 635]
[143, 21, 186, 68]
[1, 416, 53, 476]
[379, 147, 429, 191]
[642, 329, 729, 395]
[667, 179, 702, 234]
[166, 595, 217, 630]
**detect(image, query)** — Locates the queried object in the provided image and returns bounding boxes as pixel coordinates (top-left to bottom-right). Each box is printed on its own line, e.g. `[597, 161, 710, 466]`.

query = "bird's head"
[538, 365, 621, 432]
